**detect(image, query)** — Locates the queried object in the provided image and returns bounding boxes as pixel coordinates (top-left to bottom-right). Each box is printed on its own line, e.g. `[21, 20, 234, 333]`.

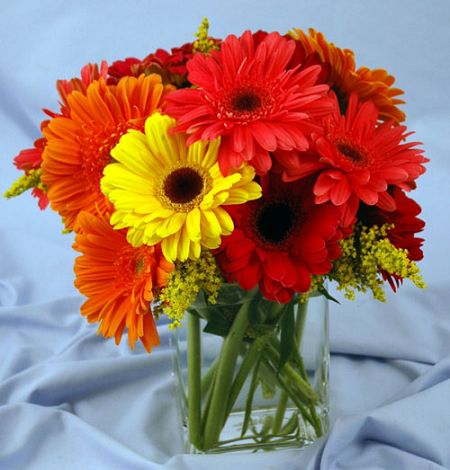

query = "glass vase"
[171, 284, 329, 454]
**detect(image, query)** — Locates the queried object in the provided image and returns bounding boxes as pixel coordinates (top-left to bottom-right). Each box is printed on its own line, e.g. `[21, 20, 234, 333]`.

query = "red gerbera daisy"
[279, 93, 428, 227]
[107, 58, 141, 84]
[215, 177, 342, 303]
[108, 42, 199, 87]
[164, 31, 331, 175]
[358, 187, 425, 291]
[13, 137, 49, 210]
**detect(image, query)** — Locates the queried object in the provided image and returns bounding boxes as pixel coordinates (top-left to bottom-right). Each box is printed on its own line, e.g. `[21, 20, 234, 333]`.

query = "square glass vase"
[171, 286, 329, 454]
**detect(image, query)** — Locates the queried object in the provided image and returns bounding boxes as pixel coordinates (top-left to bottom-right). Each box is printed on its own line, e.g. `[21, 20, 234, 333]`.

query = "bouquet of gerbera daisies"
[5, 19, 427, 453]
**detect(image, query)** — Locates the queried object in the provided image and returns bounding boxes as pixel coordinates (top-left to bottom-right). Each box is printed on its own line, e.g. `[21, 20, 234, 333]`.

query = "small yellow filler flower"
[101, 112, 262, 262]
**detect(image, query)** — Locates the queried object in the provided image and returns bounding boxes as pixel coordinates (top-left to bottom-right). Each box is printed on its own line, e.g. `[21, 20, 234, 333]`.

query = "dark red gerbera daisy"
[215, 176, 343, 302]
[108, 43, 197, 87]
[164, 30, 332, 175]
[278, 93, 428, 227]
[358, 187, 425, 290]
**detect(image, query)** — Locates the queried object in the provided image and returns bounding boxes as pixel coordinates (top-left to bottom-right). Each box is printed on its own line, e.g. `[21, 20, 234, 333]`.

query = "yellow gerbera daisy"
[101, 113, 262, 262]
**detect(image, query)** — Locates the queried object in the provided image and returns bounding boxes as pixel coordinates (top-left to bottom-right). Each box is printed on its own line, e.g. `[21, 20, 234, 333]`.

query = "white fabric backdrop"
[1, 1, 450, 468]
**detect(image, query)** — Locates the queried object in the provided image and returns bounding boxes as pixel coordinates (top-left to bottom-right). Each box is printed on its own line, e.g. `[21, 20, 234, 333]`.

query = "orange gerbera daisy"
[42, 74, 173, 230]
[289, 28, 405, 123]
[73, 211, 173, 352]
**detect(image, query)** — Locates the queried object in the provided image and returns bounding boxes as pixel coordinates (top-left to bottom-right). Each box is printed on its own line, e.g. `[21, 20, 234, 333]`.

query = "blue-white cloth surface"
[1, 1, 450, 469]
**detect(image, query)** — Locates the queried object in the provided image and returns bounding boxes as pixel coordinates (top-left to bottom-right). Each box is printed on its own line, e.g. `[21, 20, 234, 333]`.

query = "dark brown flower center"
[337, 143, 365, 163]
[164, 167, 204, 204]
[231, 91, 262, 112]
[255, 202, 295, 245]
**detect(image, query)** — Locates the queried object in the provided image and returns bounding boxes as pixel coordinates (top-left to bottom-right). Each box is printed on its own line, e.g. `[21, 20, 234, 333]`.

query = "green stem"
[225, 337, 266, 418]
[262, 357, 320, 436]
[280, 412, 299, 435]
[210, 433, 304, 452]
[202, 296, 254, 450]
[267, 339, 324, 437]
[240, 356, 262, 437]
[265, 343, 319, 404]
[187, 313, 202, 450]
[295, 299, 308, 344]
[200, 357, 218, 398]
[272, 390, 288, 434]
[271, 296, 308, 435]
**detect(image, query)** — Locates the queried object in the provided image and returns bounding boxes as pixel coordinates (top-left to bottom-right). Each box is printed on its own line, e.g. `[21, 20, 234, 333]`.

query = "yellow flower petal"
[213, 207, 234, 234]
[144, 113, 186, 165]
[189, 240, 201, 259]
[110, 131, 157, 177]
[186, 207, 201, 242]
[178, 224, 191, 261]
[200, 210, 221, 239]
[162, 231, 181, 262]
[156, 212, 186, 238]
[102, 164, 155, 195]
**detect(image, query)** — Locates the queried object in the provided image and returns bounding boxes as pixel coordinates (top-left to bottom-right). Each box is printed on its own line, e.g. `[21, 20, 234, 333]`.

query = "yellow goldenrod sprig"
[299, 275, 325, 303]
[329, 223, 425, 301]
[4, 168, 46, 200]
[159, 250, 223, 328]
[193, 17, 219, 54]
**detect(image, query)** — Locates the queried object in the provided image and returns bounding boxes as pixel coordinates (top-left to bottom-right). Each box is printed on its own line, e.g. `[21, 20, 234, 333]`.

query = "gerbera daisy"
[164, 30, 331, 175]
[107, 41, 211, 87]
[42, 74, 173, 230]
[280, 93, 427, 227]
[73, 211, 173, 352]
[358, 187, 425, 290]
[215, 176, 343, 303]
[53, 61, 109, 118]
[107, 58, 142, 84]
[6, 63, 108, 210]
[101, 113, 262, 262]
[107, 46, 193, 88]
[289, 28, 406, 123]
[12, 137, 49, 209]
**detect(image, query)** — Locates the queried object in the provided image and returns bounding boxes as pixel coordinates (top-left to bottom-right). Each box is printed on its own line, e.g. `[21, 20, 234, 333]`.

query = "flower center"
[163, 167, 204, 204]
[81, 125, 126, 191]
[255, 202, 295, 245]
[336, 141, 370, 168]
[159, 166, 209, 212]
[217, 81, 274, 122]
[337, 143, 364, 162]
[114, 245, 153, 290]
[231, 91, 262, 112]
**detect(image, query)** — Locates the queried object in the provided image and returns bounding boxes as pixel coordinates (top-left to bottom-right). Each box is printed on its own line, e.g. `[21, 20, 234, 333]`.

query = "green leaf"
[318, 285, 340, 304]
[202, 307, 233, 337]
[278, 302, 296, 373]
[248, 293, 285, 334]
[215, 283, 249, 305]
[240, 357, 262, 437]
[190, 285, 251, 338]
